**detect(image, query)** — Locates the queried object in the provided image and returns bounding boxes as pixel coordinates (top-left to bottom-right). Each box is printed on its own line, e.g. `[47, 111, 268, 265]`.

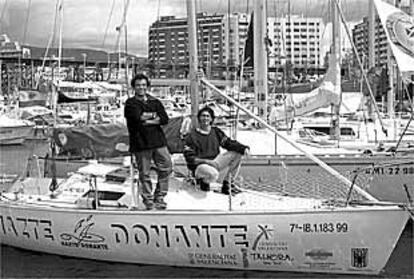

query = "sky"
[0, 0, 401, 57]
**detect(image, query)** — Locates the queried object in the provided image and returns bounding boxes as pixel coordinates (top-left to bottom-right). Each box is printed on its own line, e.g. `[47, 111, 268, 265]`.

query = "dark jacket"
[124, 95, 169, 152]
[183, 126, 248, 171]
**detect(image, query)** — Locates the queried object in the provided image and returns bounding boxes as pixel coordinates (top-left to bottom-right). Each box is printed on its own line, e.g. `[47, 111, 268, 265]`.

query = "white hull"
[0, 202, 408, 275]
[0, 161, 411, 275]
[0, 125, 34, 145]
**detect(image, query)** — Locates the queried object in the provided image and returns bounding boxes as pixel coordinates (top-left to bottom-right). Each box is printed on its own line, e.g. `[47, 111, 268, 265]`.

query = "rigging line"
[112, 0, 130, 54]
[37, 0, 61, 87]
[22, 0, 32, 45]
[101, 0, 116, 49]
[333, 0, 387, 133]
[0, 0, 8, 32]
[320, 1, 329, 44]
[112, 3, 122, 54]
[233, 0, 251, 138]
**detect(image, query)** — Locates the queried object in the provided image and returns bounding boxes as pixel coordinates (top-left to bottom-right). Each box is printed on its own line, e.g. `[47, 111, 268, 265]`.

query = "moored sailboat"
[1, 0, 413, 275]
[1, 78, 412, 274]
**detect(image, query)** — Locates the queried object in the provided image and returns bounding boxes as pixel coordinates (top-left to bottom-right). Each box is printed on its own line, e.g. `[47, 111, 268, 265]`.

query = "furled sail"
[373, 0, 414, 75]
[270, 53, 341, 122]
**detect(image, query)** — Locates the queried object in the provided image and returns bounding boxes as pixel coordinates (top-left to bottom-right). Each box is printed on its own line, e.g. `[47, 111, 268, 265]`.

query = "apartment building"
[352, 16, 388, 69]
[352, 5, 411, 69]
[148, 13, 248, 79]
[148, 12, 324, 79]
[267, 15, 323, 69]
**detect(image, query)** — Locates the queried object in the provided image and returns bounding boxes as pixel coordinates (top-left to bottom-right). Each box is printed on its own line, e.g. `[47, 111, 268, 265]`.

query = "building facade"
[148, 13, 248, 79]
[148, 13, 324, 80]
[267, 15, 324, 69]
[352, 5, 411, 69]
[352, 16, 388, 69]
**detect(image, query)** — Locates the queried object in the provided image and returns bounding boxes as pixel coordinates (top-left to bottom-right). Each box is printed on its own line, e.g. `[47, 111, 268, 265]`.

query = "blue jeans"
[134, 146, 172, 205]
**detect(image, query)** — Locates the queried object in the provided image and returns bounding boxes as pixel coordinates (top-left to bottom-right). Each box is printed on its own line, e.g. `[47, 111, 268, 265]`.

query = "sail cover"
[52, 116, 186, 159]
[374, 0, 414, 74]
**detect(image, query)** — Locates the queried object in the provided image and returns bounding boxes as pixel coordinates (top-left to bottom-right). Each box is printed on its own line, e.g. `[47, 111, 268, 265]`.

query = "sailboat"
[1, 71, 413, 275]
[37, 0, 413, 204]
[0, 114, 35, 145]
[0, 0, 413, 275]
[0, 99, 35, 145]
[1, 74, 413, 275]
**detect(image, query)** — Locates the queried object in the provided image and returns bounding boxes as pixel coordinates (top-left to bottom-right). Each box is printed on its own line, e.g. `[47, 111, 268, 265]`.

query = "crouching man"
[183, 107, 249, 194]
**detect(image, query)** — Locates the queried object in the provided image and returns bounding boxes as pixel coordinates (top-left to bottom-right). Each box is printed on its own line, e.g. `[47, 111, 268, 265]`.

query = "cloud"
[1, 0, 372, 57]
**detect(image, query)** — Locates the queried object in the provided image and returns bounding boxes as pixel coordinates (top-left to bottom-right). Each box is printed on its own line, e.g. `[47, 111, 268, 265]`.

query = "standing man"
[184, 106, 249, 194]
[124, 73, 172, 210]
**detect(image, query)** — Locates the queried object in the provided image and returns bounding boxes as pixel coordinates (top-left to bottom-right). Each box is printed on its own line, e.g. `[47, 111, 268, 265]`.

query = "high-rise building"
[148, 12, 323, 79]
[352, 5, 411, 69]
[352, 16, 388, 69]
[267, 15, 324, 69]
[148, 13, 248, 79]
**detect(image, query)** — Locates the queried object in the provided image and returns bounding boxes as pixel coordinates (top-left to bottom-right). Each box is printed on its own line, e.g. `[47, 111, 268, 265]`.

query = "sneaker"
[197, 179, 211, 191]
[145, 204, 154, 210]
[143, 199, 154, 210]
[154, 202, 167, 210]
[154, 198, 167, 210]
[221, 180, 242, 195]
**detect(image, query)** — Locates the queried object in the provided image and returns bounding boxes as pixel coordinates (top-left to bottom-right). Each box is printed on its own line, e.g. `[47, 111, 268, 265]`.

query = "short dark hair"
[197, 106, 215, 124]
[131, 73, 150, 87]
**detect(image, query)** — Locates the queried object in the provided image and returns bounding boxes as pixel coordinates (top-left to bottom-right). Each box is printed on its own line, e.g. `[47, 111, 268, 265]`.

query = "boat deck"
[4, 162, 332, 212]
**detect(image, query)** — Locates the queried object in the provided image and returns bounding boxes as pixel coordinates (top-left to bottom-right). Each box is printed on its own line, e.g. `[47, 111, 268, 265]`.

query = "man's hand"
[140, 112, 157, 121]
[142, 116, 161, 125]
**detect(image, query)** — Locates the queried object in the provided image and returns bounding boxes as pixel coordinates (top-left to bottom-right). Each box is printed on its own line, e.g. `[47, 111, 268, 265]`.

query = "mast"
[54, 0, 64, 126]
[253, 0, 268, 120]
[367, 0, 375, 120]
[368, 0, 375, 69]
[50, 0, 64, 195]
[118, 33, 121, 79]
[186, 0, 199, 126]
[331, 0, 342, 141]
[121, 0, 130, 96]
[124, 18, 129, 98]
[0, 60, 2, 96]
[57, 0, 63, 78]
[387, 1, 396, 140]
